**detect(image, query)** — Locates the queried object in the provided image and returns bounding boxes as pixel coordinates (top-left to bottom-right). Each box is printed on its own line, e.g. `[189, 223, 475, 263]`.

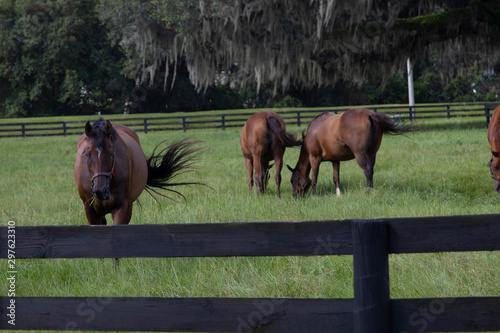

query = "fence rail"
[1, 103, 498, 138]
[1, 214, 499, 332]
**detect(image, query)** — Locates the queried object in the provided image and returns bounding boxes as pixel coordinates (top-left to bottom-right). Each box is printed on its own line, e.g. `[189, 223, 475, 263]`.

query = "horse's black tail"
[145, 139, 203, 201]
[370, 113, 412, 135]
[268, 116, 302, 147]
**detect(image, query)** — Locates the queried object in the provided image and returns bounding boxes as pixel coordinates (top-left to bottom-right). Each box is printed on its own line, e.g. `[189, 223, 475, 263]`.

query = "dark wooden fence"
[1, 214, 499, 332]
[1, 103, 498, 138]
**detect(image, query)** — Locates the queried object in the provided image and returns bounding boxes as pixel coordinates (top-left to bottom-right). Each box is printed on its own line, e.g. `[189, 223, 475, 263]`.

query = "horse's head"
[488, 153, 500, 192]
[287, 165, 311, 199]
[83, 119, 116, 201]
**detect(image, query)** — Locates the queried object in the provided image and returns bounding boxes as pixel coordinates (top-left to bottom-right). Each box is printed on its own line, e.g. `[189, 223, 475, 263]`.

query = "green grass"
[1, 117, 499, 332]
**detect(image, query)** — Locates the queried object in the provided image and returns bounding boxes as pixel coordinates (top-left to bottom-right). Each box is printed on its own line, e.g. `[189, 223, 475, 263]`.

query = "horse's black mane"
[88, 118, 114, 149]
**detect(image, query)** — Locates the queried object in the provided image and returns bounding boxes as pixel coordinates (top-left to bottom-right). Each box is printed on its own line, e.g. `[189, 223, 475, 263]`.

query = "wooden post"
[297, 111, 301, 126]
[485, 105, 490, 127]
[182, 117, 187, 132]
[21, 123, 26, 137]
[144, 118, 148, 133]
[221, 115, 225, 130]
[352, 219, 391, 333]
[63, 122, 67, 136]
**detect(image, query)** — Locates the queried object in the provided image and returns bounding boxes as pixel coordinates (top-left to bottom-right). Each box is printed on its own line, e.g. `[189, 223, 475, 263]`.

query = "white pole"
[407, 58, 415, 121]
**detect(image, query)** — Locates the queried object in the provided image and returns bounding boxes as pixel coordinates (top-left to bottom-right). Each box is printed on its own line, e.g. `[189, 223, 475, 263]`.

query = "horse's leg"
[244, 157, 254, 193]
[263, 162, 270, 193]
[274, 156, 283, 198]
[253, 156, 265, 194]
[109, 202, 132, 266]
[309, 156, 321, 196]
[84, 204, 106, 225]
[332, 161, 341, 196]
[111, 201, 133, 225]
[355, 153, 376, 188]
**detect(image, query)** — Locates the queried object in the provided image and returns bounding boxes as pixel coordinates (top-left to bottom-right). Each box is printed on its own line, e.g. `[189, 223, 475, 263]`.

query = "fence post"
[21, 123, 26, 137]
[447, 105, 451, 119]
[182, 117, 187, 132]
[409, 106, 415, 122]
[221, 115, 225, 130]
[297, 112, 301, 127]
[63, 122, 67, 136]
[352, 219, 391, 333]
[144, 118, 148, 133]
[485, 105, 490, 127]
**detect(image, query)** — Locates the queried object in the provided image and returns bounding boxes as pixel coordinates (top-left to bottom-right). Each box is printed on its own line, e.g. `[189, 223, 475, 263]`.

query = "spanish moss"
[99, 0, 500, 94]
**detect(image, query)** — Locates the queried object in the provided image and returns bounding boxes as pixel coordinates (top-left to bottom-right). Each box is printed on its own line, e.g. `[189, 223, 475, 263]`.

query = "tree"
[98, 0, 500, 95]
[0, 0, 133, 117]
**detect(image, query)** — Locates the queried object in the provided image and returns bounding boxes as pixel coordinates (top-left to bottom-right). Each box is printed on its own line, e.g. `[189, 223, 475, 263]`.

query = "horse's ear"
[105, 120, 113, 137]
[287, 164, 294, 173]
[85, 122, 92, 136]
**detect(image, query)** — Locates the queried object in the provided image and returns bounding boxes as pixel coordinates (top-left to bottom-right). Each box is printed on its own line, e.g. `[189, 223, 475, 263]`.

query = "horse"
[74, 119, 200, 225]
[240, 111, 302, 197]
[487, 105, 500, 192]
[287, 108, 407, 198]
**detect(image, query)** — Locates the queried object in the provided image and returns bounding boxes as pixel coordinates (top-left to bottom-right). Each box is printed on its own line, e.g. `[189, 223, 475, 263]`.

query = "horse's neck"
[295, 145, 311, 176]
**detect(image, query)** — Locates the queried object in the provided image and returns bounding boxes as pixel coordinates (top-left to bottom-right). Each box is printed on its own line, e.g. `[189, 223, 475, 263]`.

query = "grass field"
[1, 115, 499, 332]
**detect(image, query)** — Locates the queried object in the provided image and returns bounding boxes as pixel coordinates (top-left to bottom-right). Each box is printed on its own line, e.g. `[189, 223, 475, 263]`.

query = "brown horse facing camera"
[240, 111, 301, 197]
[287, 108, 407, 198]
[74, 119, 200, 225]
[487, 106, 500, 192]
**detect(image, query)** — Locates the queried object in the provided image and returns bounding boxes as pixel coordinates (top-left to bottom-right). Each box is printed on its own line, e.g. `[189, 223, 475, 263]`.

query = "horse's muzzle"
[91, 171, 113, 201]
[92, 185, 111, 201]
[292, 188, 307, 199]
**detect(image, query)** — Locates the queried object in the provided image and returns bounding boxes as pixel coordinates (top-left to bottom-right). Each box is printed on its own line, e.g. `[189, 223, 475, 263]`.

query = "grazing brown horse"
[240, 111, 301, 197]
[288, 108, 407, 198]
[74, 119, 200, 225]
[487, 106, 500, 192]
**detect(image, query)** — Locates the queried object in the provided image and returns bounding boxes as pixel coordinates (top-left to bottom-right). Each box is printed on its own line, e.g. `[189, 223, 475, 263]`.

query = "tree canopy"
[0, 0, 132, 117]
[1, 0, 500, 117]
[98, 0, 500, 93]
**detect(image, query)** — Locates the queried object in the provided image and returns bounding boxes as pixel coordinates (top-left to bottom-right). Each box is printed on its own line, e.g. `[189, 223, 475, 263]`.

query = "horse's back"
[305, 109, 379, 160]
[241, 111, 283, 157]
[304, 112, 338, 146]
[488, 106, 500, 150]
[242, 111, 282, 137]
[338, 108, 373, 129]
[113, 123, 140, 143]
[113, 123, 148, 200]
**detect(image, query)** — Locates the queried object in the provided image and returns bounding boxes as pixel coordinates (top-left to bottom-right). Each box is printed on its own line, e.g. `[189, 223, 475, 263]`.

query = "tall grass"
[1, 117, 499, 332]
